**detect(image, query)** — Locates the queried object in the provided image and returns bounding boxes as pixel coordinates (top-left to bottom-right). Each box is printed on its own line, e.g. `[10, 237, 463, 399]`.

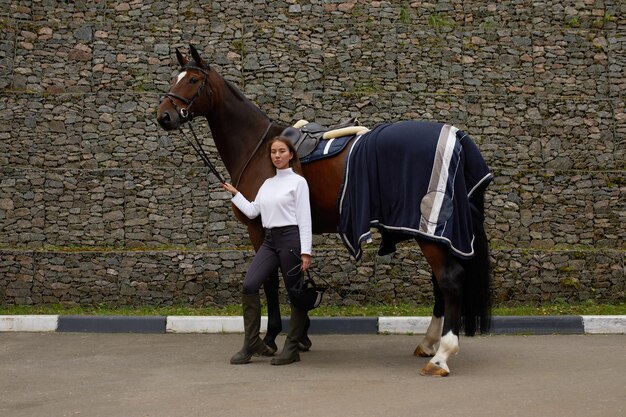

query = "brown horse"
[157, 45, 492, 376]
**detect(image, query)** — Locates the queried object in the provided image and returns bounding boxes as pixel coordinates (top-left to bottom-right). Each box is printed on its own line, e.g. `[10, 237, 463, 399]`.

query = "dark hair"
[267, 136, 303, 175]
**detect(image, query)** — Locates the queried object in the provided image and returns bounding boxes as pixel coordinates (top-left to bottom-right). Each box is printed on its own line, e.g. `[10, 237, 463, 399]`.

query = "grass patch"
[0, 302, 623, 317]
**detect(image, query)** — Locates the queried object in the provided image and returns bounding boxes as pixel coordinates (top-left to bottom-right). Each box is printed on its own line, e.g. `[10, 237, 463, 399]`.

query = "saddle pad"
[337, 121, 493, 261]
[300, 135, 354, 164]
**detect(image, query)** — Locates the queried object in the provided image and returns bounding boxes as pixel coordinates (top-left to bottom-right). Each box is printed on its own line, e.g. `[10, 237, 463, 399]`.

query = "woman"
[221, 136, 312, 366]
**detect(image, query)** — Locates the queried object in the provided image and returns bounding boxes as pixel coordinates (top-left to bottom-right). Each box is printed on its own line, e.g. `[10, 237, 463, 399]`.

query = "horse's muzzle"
[157, 108, 180, 131]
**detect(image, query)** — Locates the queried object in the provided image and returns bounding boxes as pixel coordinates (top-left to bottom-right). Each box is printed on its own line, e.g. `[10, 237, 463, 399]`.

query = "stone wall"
[1, 1, 624, 307]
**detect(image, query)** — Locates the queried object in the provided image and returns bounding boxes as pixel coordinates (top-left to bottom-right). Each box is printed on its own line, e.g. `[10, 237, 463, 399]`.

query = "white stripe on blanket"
[419, 124, 458, 235]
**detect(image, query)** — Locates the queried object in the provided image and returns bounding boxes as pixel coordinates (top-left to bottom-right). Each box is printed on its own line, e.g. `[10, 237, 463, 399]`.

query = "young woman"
[221, 136, 312, 366]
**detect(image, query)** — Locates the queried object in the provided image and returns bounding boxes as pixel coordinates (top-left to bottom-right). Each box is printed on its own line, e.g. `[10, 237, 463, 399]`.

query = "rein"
[179, 123, 225, 183]
[234, 121, 272, 188]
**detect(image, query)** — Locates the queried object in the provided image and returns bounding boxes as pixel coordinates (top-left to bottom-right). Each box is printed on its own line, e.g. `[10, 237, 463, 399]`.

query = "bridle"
[161, 65, 273, 187]
[163, 64, 211, 122]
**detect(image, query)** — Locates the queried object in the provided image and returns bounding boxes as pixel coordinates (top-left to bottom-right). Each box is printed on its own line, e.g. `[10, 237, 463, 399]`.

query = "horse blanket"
[337, 121, 493, 261]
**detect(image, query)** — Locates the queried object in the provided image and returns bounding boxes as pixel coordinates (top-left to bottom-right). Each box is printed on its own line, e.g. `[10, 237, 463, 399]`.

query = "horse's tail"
[461, 188, 492, 336]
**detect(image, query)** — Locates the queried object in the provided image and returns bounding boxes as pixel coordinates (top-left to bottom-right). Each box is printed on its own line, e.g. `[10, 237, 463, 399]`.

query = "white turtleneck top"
[231, 168, 313, 255]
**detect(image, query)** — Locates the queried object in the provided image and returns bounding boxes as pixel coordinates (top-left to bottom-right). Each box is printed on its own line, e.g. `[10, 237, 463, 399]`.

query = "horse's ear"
[189, 44, 209, 69]
[175, 48, 188, 68]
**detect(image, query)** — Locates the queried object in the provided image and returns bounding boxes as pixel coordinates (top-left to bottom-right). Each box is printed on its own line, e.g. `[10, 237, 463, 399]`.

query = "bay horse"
[157, 45, 492, 376]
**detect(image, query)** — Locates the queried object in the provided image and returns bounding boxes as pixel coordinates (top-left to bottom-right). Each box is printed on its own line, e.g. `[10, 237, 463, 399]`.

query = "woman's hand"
[221, 182, 238, 195]
[300, 254, 312, 272]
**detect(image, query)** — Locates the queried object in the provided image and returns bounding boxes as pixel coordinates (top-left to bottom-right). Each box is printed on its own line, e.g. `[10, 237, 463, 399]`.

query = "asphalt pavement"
[1, 332, 624, 417]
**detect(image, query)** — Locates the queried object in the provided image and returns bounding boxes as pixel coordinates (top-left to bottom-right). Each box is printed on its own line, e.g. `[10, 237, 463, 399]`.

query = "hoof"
[263, 338, 278, 354]
[261, 343, 276, 356]
[254, 344, 276, 357]
[413, 345, 435, 357]
[298, 335, 312, 352]
[420, 362, 450, 377]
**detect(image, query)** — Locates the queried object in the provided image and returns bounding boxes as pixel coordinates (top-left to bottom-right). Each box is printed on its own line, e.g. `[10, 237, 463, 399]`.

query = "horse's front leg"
[262, 269, 281, 354]
[420, 261, 463, 377]
[415, 274, 444, 357]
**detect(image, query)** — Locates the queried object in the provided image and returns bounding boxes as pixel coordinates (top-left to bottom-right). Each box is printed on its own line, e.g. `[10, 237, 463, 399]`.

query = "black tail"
[461, 189, 492, 336]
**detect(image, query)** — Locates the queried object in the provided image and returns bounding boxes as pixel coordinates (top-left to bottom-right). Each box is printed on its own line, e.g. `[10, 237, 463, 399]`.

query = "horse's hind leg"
[414, 273, 444, 357]
[417, 241, 463, 377]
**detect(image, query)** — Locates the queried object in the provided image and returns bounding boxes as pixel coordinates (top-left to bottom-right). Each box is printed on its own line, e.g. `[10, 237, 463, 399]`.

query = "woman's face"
[270, 140, 293, 170]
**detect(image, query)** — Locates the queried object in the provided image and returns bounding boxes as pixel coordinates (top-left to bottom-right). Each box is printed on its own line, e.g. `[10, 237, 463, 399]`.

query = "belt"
[264, 225, 298, 234]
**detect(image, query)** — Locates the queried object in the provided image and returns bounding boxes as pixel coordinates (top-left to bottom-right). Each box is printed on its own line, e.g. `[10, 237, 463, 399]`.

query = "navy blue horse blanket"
[338, 121, 493, 261]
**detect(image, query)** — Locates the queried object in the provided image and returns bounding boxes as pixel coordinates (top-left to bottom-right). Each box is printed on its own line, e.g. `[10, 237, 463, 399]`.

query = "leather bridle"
[163, 65, 212, 123]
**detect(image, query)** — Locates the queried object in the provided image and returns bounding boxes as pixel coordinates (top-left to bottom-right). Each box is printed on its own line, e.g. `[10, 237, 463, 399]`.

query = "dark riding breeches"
[242, 225, 303, 297]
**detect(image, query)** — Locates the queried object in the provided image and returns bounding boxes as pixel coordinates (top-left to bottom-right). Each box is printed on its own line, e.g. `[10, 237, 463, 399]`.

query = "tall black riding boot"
[271, 305, 307, 365]
[230, 293, 272, 365]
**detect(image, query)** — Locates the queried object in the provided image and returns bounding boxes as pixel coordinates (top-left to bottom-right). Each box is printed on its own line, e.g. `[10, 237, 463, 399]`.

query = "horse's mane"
[224, 79, 246, 102]
[224, 79, 269, 120]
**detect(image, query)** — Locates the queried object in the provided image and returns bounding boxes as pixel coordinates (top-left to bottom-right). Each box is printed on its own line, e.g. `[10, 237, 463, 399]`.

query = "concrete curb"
[581, 315, 626, 334]
[490, 315, 585, 335]
[57, 315, 167, 334]
[0, 315, 59, 332]
[1, 315, 624, 335]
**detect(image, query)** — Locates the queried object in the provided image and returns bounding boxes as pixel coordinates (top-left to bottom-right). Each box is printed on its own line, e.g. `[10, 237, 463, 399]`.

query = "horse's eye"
[190, 77, 198, 84]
